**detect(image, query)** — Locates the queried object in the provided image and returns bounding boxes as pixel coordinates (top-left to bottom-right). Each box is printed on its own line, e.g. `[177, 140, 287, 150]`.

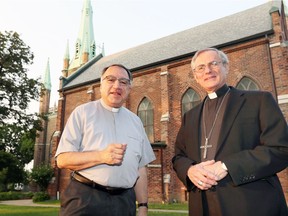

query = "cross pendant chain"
[200, 138, 212, 159]
[201, 88, 230, 159]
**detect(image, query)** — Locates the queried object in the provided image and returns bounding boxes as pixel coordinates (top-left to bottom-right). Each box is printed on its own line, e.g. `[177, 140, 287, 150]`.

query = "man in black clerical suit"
[172, 48, 288, 216]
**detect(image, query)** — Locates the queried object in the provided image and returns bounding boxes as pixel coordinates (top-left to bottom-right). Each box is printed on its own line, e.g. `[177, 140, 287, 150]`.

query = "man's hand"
[187, 160, 219, 190]
[102, 143, 127, 165]
[204, 161, 228, 181]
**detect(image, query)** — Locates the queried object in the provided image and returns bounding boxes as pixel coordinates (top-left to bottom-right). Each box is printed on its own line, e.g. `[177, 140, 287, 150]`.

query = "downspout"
[56, 79, 66, 199]
[265, 34, 278, 99]
[161, 148, 165, 203]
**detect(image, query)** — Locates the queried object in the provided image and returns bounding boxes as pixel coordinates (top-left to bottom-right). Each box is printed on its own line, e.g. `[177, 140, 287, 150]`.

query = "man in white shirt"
[56, 64, 155, 216]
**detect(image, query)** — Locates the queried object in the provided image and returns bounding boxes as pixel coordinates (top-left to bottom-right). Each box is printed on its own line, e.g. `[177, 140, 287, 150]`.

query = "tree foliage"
[0, 151, 25, 191]
[0, 31, 44, 185]
[30, 164, 54, 192]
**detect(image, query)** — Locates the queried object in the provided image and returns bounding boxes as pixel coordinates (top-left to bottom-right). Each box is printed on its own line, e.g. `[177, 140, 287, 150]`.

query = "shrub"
[0, 191, 33, 200]
[32, 191, 50, 202]
[30, 164, 54, 192]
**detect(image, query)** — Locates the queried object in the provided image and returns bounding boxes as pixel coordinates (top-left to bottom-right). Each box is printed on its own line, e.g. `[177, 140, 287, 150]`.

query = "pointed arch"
[236, 77, 260, 91]
[181, 88, 201, 116]
[137, 97, 154, 142]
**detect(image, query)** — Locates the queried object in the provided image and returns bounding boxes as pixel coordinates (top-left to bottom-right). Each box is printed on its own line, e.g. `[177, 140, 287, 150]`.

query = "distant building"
[35, 0, 288, 203]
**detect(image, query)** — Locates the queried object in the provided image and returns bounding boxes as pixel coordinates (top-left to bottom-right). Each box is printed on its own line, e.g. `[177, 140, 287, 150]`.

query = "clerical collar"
[208, 84, 229, 99]
[100, 99, 120, 113]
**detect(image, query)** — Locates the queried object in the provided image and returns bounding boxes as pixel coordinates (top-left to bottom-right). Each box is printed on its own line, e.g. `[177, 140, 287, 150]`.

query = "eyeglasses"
[102, 75, 131, 86]
[193, 61, 223, 75]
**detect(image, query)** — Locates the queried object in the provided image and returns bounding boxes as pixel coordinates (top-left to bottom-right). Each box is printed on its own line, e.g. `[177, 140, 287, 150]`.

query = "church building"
[34, 0, 288, 203]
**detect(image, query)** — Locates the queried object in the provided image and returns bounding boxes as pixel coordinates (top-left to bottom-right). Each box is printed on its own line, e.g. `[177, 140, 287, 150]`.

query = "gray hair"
[191, 48, 229, 70]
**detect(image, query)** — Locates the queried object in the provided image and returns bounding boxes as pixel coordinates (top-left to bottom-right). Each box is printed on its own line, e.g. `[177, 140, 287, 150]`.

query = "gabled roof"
[62, 1, 280, 90]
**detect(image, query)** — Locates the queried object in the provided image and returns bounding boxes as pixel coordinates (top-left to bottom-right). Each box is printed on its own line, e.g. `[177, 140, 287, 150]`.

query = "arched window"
[236, 77, 259, 91]
[138, 98, 154, 142]
[182, 89, 201, 116]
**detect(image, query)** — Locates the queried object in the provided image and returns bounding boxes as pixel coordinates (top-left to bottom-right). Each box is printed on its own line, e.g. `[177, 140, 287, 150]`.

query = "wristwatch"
[138, 203, 148, 208]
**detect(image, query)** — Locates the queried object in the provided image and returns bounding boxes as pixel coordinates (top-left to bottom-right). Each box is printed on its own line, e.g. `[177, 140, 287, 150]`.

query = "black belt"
[71, 171, 129, 195]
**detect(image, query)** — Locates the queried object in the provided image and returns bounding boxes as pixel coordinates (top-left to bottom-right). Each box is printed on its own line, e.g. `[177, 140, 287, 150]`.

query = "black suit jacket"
[172, 87, 288, 216]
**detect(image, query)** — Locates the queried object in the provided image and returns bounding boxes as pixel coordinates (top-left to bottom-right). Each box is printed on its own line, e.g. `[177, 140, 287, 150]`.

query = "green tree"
[30, 164, 54, 192]
[0, 31, 44, 187]
[0, 151, 25, 191]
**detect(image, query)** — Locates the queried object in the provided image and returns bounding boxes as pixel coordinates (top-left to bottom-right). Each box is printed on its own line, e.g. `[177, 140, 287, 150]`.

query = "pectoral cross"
[200, 138, 212, 159]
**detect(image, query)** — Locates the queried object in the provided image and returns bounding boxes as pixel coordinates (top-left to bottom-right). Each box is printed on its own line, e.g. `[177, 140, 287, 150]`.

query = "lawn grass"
[36, 200, 60, 205]
[0, 202, 188, 216]
[0, 205, 59, 216]
[36, 200, 188, 211]
[150, 202, 188, 210]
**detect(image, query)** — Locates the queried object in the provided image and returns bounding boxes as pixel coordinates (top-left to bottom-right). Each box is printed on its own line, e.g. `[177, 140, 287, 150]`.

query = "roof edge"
[62, 53, 103, 87]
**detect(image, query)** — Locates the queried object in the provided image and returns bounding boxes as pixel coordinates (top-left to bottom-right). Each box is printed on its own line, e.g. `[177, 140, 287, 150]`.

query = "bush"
[32, 191, 50, 202]
[30, 164, 54, 192]
[0, 191, 33, 200]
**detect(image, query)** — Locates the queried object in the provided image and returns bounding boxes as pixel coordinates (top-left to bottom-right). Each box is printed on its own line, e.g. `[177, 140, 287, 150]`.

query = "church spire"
[101, 42, 105, 56]
[68, 0, 96, 74]
[62, 40, 70, 78]
[43, 58, 51, 91]
[64, 40, 70, 61]
[34, 58, 51, 167]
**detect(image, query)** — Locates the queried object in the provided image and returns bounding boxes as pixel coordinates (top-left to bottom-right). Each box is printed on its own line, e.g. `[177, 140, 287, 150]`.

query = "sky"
[0, 0, 271, 113]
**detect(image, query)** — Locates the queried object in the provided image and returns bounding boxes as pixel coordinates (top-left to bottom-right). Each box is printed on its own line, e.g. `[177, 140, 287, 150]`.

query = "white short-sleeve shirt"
[55, 99, 156, 188]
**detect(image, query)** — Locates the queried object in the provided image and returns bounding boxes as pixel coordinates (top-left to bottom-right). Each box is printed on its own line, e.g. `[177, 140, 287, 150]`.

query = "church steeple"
[43, 58, 51, 91]
[68, 0, 96, 75]
[33, 58, 51, 167]
[62, 41, 70, 78]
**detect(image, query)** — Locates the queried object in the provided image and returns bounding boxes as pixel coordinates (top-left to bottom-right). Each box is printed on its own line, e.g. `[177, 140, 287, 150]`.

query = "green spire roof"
[64, 40, 70, 60]
[43, 58, 51, 90]
[69, 0, 96, 70]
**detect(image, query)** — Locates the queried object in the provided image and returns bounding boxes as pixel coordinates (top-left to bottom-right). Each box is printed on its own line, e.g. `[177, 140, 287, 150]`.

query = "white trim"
[147, 164, 161, 168]
[161, 112, 170, 122]
[160, 71, 168, 76]
[269, 42, 281, 48]
[53, 131, 61, 137]
[278, 94, 288, 104]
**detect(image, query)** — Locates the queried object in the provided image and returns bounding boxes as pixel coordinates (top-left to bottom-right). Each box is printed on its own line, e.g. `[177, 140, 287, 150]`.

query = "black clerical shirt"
[200, 84, 230, 161]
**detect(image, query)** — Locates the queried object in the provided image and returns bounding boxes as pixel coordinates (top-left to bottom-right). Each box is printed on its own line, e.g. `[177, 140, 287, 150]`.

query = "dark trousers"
[59, 178, 136, 216]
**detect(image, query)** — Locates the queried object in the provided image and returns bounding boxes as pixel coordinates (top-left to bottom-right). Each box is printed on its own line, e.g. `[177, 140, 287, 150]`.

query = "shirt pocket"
[125, 133, 142, 163]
